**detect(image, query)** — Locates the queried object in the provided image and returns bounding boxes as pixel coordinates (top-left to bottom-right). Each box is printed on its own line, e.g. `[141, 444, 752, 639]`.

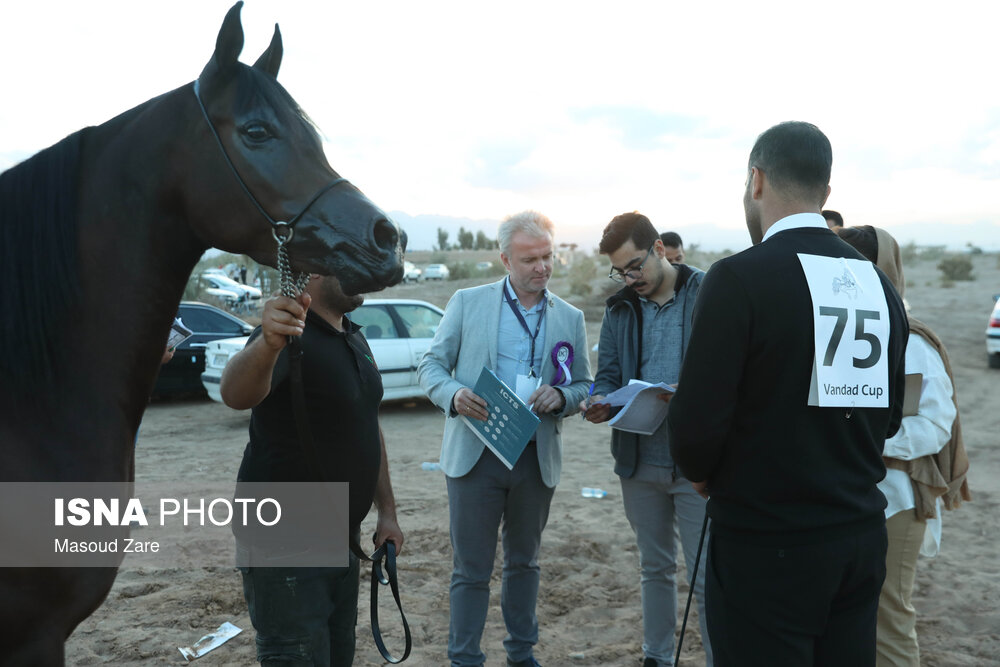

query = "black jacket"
[668, 227, 907, 543]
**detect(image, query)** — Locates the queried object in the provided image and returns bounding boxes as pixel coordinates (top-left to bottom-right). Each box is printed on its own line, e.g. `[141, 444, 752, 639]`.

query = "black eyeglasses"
[608, 244, 656, 283]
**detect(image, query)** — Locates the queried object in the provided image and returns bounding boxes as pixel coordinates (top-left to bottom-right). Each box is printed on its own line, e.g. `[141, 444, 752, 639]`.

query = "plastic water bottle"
[421, 462, 442, 471]
[581, 487, 607, 498]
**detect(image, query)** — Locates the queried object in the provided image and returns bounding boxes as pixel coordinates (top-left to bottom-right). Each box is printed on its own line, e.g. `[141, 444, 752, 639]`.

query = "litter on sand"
[178, 621, 243, 661]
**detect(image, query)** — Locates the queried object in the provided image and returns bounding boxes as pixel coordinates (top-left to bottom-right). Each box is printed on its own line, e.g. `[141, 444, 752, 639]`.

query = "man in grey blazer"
[418, 210, 592, 667]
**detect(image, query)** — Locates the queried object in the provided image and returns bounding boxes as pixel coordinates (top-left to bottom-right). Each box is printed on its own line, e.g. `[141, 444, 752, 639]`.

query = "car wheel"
[990, 353, 1000, 369]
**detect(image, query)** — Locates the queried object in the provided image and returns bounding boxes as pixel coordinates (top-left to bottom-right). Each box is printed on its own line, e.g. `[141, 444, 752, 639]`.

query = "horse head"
[191, 2, 405, 295]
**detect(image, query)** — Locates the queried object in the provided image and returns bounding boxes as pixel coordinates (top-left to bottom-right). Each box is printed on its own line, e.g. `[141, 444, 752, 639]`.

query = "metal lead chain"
[274, 223, 309, 298]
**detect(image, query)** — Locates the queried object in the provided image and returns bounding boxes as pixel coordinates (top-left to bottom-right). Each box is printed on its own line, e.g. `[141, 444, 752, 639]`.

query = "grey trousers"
[446, 444, 555, 667]
[620, 462, 712, 666]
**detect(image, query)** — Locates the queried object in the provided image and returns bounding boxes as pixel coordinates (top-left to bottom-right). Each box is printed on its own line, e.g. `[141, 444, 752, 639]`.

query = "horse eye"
[242, 123, 272, 143]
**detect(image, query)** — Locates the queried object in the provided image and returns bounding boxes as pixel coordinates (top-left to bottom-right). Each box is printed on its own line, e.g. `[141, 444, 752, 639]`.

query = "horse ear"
[252, 24, 283, 78]
[212, 2, 245, 71]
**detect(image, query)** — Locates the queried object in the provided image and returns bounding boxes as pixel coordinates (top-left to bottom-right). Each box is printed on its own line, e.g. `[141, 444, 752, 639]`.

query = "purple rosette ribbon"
[550, 342, 574, 386]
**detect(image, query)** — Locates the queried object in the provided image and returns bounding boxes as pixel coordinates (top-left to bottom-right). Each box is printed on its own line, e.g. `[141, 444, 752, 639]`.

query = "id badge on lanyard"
[504, 281, 545, 403]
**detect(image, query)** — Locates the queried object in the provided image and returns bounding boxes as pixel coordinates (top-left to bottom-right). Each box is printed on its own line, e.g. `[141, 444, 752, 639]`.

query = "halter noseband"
[193, 79, 346, 295]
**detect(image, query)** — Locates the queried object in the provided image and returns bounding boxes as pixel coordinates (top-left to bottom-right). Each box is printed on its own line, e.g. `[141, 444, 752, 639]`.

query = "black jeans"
[706, 521, 887, 666]
[241, 541, 361, 665]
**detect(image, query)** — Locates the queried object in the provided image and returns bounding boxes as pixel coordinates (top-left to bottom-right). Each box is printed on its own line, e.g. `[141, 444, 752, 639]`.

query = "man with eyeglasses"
[580, 211, 711, 667]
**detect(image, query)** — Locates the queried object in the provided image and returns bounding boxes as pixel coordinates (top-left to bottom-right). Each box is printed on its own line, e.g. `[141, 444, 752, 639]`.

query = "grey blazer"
[417, 279, 592, 487]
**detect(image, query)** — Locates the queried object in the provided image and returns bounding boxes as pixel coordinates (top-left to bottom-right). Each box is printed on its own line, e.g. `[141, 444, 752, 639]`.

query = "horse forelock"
[0, 131, 84, 392]
[234, 65, 321, 138]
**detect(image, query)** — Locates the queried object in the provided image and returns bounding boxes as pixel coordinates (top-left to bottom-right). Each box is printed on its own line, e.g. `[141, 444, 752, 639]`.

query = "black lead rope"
[358, 537, 412, 664]
[288, 338, 412, 663]
[675, 512, 710, 665]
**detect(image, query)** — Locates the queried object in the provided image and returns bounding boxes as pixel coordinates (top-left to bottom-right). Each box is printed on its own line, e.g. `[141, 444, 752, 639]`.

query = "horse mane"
[0, 130, 86, 391]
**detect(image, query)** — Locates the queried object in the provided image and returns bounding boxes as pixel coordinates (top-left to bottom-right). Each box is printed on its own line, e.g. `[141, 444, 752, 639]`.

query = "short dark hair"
[659, 231, 683, 248]
[748, 121, 832, 205]
[599, 212, 660, 255]
[836, 225, 878, 263]
[822, 210, 843, 226]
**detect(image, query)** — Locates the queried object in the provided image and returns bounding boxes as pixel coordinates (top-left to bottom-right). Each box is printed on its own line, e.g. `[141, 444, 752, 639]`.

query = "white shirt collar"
[761, 212, 829, 243]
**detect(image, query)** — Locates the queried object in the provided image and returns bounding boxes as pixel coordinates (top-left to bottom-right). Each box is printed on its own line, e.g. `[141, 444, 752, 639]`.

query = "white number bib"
[797, 254, 890, 408]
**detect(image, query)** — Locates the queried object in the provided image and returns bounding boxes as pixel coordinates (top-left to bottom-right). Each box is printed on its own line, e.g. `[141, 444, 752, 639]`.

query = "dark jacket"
[668, 227, 908, 543]
[595, 263, 704, 478]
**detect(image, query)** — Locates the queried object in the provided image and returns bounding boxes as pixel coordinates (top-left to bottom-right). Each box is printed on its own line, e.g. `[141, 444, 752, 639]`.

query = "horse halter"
[193, 79, 347, 297]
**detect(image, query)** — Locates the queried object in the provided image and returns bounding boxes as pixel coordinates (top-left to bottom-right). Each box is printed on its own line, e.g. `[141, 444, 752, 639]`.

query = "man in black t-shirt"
[221, 274, 403, 666]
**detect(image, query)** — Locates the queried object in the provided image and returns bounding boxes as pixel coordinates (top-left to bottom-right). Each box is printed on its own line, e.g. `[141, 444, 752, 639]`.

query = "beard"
[632, 263, 663, 296]
[316, 276, 364, 314]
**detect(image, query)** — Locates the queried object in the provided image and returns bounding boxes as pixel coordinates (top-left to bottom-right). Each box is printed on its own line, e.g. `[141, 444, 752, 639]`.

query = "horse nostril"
[373, 218, 399, 254]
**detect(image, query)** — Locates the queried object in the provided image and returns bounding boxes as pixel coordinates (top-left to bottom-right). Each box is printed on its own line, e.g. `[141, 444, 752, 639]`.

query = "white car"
[201, 298, 445, 403]
[423, 263, 450, 280]
[987, 295, 1000, 368]
[202, 274, 262, 301]
[403, 261, 422, 283]
[201, 336, 251, 402]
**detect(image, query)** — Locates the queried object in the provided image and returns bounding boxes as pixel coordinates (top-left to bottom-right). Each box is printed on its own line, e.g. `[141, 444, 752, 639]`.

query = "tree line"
[436, 227, 499, 251]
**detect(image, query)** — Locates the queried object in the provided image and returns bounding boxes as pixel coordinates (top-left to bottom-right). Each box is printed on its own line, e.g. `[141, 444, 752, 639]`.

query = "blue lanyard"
[503, 278, 546, 377]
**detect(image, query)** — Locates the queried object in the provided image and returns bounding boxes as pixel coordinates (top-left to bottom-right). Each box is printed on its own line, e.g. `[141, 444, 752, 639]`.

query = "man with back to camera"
[659, 231, 686, 264]
[418, 210, 592, 667]
[582, 212, 712, 667]
[667, 121, 908, 666]
[823, 209, 844, 230]
[220, 274, 403, 666]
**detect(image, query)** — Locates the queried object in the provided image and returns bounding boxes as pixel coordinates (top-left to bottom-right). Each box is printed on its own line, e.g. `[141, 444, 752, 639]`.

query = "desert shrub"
[481, 262, 506, 278]
[938, 254, 974, 282]
[446, 261, 473, 280]
[900, 242, 920, 264]
[920, 245, 947, 261]
[569, 256, 597, 296]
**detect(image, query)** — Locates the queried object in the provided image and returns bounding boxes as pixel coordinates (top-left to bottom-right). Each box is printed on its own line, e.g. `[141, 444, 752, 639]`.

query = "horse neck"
[65, 92, 209, 468]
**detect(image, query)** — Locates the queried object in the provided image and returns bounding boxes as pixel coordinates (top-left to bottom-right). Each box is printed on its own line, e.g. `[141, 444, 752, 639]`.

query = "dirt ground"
[66, 251, 1000, 666]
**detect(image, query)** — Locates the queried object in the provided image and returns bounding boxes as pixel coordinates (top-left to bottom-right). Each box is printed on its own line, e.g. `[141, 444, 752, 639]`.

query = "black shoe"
[507, 657, 542, 667]
[641, 659, 659, 667]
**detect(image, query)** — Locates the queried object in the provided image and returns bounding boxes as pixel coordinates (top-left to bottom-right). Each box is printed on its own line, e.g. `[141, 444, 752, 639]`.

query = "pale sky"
[3, 1, 999, 250]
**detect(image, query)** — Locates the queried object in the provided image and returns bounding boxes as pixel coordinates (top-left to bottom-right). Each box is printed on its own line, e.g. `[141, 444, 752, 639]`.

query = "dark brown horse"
[0, 3, 404, 663]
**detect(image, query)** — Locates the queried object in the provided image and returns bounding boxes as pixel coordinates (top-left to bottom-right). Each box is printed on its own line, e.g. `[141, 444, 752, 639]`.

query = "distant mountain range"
[389, 211, 1000, 254]
[388, 212, 503, 252]
[199, 211, 999, 260]
[387, 211, 755, 254]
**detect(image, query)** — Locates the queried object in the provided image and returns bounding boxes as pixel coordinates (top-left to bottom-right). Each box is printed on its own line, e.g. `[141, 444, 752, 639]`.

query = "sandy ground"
[66, 252, 1000, 666]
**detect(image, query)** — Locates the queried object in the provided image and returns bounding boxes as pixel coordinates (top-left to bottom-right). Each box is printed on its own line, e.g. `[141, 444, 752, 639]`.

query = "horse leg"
[0, 567, 119, 666]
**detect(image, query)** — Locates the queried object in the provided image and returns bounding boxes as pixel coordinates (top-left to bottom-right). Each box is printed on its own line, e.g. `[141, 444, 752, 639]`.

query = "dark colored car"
[153, 301, 253, 397]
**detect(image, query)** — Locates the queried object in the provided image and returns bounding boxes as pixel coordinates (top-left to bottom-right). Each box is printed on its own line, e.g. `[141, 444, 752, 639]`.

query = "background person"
[583, 212, 711, 667]
[418, 210, 592, 667]
[837, 225, 972, 667]
[822, 208, 844, 230]
[667, 121, 909, 666]
[659, 231, 685, 264]
[220, 275, 403, 666]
